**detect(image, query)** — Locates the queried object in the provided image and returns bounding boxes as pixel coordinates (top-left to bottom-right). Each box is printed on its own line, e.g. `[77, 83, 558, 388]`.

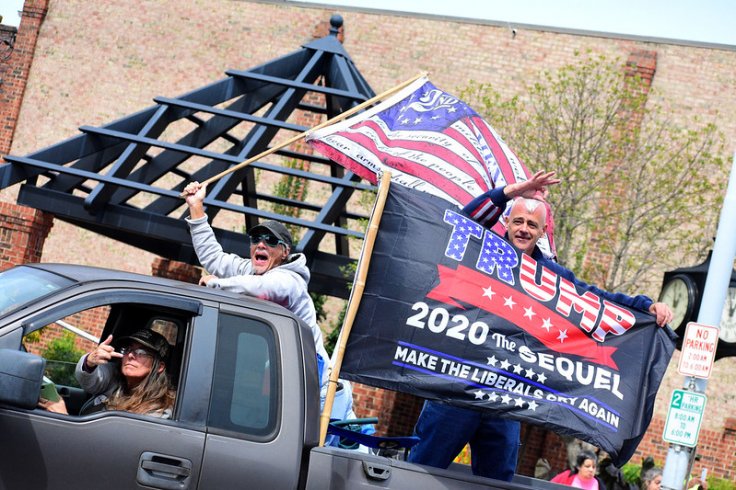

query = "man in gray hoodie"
[182, 181, 330, 389]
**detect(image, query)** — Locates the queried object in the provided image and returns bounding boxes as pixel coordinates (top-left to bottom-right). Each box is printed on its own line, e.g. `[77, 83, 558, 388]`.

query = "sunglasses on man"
[249, 233, 287, 248]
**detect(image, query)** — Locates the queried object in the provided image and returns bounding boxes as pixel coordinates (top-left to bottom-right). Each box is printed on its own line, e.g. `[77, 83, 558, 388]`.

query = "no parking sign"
[677, 322, 719, 378]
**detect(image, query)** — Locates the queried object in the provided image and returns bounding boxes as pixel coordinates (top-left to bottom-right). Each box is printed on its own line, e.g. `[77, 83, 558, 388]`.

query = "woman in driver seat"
[40, 329, 175, 418]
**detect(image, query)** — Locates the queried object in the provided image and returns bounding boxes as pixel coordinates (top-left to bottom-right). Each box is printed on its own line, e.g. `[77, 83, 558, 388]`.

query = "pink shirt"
[572, 475, 599, 490]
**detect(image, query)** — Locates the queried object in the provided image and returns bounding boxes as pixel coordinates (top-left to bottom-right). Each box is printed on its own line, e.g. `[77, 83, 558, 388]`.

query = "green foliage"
[42, 332, 85, 387]
[706, 476, 736, 490]
[23, 329, 41, 345]
[324, 310, 342, 357]
[272, 158, 310, 237]
[459, 51, 726, 293]
[324, 257, 360, 356]
[310, 292, 327, 324]
[620, 462, 642, 485]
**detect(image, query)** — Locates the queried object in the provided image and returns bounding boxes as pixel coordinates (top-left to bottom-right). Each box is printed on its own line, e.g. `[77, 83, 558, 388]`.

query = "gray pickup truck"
[0, 263, 554, 489]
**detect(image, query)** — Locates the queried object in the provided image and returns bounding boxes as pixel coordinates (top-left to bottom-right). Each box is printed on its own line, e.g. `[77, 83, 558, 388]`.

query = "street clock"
[658, 252, 736, 360]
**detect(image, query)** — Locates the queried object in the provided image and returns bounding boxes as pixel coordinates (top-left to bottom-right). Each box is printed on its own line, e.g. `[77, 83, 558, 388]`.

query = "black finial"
[329, 14, 343, 36]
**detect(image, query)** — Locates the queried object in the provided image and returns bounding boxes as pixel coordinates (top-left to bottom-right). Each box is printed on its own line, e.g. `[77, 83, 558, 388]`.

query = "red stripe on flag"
[426, 264, 619, 370]
[471, 116, 527, 186]
[338, 127, 475, 203]
[352, 119, 491, 194]
[443, 124, 494, 192]
[308, 140, 379, 184]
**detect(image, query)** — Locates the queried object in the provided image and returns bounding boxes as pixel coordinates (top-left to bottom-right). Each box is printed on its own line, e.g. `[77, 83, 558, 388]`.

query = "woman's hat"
[119, 329, 170, 360]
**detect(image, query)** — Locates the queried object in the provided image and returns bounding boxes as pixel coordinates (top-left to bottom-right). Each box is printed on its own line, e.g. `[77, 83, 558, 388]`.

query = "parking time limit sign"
[662, 389, 707, 447]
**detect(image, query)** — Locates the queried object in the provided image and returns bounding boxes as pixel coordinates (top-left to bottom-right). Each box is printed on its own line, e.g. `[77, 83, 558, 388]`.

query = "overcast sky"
[2, 0, 734, 46]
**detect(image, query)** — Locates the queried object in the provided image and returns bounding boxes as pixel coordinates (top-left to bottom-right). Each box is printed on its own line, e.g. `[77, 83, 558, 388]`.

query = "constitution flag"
[305, 76, 556, 257]
[339, 184, 675, 465]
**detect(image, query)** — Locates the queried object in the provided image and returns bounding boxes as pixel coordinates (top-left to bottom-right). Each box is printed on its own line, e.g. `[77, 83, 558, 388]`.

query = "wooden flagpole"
[190, 73, 427, 191]
[318, 171, 392, 446]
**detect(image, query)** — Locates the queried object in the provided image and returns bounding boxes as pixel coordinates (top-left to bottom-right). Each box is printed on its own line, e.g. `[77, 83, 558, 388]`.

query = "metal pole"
[661, 152, 736, 490]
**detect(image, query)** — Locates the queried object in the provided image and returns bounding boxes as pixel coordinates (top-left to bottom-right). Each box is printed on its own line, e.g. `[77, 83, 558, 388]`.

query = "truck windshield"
[0, 266, 74, 317]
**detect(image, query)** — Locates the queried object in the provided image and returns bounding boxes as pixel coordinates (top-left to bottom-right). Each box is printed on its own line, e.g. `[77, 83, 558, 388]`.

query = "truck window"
[24, 298, 193, 418]
[23, 306, 109, 391]
[208, 314, 278, 439]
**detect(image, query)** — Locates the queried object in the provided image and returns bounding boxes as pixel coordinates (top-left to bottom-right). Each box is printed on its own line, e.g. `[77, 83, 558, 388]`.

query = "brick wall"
[2, 0, 736, 479]
[0, 0, 48, 155]
[151, 257, 201, 284]
[0, 201, 52, 269]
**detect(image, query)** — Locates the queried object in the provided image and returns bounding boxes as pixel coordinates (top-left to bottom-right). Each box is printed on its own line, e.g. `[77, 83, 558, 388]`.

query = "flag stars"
[540, 318, 553, 332]
[486, 356, 498, 366]
[501, 394, 512, 404]
[514, 397, 525, 407]
[500, 359, 511, 370]
[503, 296, 516, 309]
[536, 372, 547, 384]
[527, 400, 538, 411]
[474, 390, 485, 400]
[482, 285, 496, 300]
[400, 117, 410, 125]
[413, 117, 422, 124]
[557, 329, 568, 343]
[525, 367, 536, 379]
[512, 363, 524, 374]
[523, 306, 536, 320]
[488, 392, 499, 402]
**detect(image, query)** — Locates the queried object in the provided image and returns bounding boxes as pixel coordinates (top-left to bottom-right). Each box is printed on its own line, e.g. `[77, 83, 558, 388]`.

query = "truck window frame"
[207, 312, 281, 442]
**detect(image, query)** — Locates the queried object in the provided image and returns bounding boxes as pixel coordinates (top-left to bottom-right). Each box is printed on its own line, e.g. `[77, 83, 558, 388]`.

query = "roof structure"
[0, 15, 375, 298]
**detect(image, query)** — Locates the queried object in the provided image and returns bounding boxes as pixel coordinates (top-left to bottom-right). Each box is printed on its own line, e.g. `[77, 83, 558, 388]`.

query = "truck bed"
[305, 446, 566, 489]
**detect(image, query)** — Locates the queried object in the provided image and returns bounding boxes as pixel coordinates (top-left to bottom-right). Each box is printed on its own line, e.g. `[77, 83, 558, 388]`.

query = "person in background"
[551, 450, 607, 490]
[640, 468, 662, 490]
[39, 329, 175, 418]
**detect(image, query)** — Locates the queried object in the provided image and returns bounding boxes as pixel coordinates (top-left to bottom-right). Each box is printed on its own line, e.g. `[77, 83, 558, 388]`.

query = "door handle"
[138, 451, 192, 490]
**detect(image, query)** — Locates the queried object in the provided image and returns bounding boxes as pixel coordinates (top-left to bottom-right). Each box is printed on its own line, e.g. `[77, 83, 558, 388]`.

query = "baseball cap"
[119, 329, 170, 361]
[248, 220, 293, 249]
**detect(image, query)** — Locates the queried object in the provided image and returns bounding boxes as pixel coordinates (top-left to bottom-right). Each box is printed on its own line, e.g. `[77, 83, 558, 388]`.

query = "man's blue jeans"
[407, 400, 520, 481]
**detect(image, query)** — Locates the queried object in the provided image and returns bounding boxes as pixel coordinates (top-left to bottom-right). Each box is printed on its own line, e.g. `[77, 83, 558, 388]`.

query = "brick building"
[1, 0, 735, 481]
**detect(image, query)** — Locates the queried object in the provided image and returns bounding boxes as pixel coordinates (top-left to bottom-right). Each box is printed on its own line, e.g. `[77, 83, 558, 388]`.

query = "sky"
[1, 0, 734, 46]
[298, 0, 736, 46]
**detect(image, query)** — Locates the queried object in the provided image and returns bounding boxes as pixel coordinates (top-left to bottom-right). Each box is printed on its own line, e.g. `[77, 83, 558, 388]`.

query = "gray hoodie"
[187, 216, 330, 383]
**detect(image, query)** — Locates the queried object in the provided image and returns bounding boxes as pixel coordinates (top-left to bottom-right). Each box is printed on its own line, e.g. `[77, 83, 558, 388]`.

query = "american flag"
[306, 77, 555, 256]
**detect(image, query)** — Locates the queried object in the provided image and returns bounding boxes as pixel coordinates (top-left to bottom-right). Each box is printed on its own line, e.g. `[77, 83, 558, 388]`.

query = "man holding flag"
[307, 75, 676, 479]
[407, 173, 674, 481]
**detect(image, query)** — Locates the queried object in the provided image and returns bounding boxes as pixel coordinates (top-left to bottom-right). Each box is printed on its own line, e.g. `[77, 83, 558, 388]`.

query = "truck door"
[195, 308, 311, 489]
[0, 289, 216, 490]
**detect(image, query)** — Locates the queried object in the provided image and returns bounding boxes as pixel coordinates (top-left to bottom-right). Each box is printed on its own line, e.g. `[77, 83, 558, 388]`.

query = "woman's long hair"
[106, 356, 175, 415]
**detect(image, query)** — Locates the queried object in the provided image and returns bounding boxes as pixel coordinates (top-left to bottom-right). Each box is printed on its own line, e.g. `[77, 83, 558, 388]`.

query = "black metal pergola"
[0, 16, 375, 298]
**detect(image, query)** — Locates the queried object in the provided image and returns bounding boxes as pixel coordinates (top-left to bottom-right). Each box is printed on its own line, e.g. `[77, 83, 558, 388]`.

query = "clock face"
[720, 287, 736, 343]
[659, 275, 695, 331]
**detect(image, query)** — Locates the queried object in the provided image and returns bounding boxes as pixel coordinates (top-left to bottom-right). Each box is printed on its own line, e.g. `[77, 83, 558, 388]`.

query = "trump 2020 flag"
[339, 184, 675, 465]
[306, 76, 556, 257]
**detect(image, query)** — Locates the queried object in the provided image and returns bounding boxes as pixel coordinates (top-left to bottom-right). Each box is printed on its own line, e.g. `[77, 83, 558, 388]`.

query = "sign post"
[661, 152, 736, 490]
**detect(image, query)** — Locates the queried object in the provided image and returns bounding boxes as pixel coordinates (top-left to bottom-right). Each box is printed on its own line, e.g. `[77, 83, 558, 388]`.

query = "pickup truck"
[0, 263, 551, 489]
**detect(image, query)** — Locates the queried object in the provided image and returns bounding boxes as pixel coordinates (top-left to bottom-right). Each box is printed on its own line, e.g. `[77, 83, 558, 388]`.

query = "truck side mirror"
[0, 349, 46, 409]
